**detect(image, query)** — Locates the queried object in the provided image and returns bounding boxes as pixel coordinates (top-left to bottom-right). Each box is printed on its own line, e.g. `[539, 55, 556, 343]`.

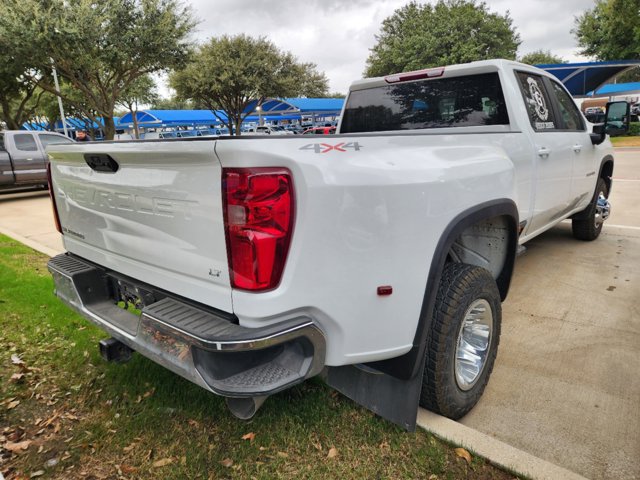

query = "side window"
[516, 72, 557, 131]
[0, 134, 5, 151]
[39, 134, 74, 148]
[550, 81, 585, 131]
[14, 134, 38, 152]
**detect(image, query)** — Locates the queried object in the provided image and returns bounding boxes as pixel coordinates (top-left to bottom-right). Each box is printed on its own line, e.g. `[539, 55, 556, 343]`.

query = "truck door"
[9, 133, 47, 184]
[515, 71, 573, 235]
[546, 79, 596, 205]
[0, 133, 16, 186]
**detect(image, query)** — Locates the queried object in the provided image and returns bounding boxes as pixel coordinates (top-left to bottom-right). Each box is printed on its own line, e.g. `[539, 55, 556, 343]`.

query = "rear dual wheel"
[420, 263, 501, 420]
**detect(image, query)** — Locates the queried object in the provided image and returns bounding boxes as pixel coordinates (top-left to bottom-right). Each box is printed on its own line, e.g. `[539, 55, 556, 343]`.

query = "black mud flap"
[323, 363, 424, 432]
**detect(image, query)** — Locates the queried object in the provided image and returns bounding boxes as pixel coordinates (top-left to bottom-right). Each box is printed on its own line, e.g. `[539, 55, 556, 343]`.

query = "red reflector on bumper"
[377, 286, 393, 296]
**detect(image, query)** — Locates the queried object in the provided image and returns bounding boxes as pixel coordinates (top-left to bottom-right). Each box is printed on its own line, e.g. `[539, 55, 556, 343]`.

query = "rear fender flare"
[367, 198, 519, 380]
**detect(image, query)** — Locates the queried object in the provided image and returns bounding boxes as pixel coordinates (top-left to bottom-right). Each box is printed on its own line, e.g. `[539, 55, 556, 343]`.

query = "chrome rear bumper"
[48, 253, 325, 397]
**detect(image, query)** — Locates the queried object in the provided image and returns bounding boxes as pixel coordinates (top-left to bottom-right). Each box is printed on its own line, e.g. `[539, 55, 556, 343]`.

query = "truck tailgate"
[47, 140, 232, 313]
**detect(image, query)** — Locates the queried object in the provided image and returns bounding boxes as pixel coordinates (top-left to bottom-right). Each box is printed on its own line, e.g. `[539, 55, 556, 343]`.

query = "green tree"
[171, 34, 329, 135]
[365, 0, 521, 77]
[615, 66, 640, 83]
[519, 50, 566, 65]
[150, 96, 195, 110]
[0, 0, 195, 139]
[117, 75, 159, 138]
[574, 0, 640, 60]
[0, 43, 45, 130]
[34, 80, 107, 137]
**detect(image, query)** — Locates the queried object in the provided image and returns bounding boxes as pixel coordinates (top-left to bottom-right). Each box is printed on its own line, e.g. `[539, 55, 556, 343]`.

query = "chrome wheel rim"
[594, 192, 609, 228]
[455, 299, 493, 391]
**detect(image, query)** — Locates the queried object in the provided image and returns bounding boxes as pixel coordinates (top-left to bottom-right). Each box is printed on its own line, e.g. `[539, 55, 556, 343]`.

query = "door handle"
[573, 144, 583, 153]
[537, 147, 551, 158]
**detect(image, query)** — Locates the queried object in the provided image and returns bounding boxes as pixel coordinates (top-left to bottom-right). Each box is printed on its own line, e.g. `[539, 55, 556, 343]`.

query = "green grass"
[611, 135, 640, 146]
[0, 234, 517, 480]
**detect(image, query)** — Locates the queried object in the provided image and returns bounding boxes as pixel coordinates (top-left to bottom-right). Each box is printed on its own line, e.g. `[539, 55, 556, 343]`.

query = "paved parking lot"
[0, 149, 638, 479]
[460, 149, 640, 479]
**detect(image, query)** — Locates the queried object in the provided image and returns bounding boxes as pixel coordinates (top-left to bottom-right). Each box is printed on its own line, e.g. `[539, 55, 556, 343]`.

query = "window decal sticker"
[527, 77, 549, 122]
[516, 72, 557, 131]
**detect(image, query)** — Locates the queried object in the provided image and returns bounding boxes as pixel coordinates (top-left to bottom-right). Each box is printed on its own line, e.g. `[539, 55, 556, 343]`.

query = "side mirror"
[590, 123, 606, 145]
[605, 100, 630, 137]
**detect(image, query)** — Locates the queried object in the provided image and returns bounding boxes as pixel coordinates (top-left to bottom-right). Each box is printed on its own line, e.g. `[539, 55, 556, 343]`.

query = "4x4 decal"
[299, 142, 363, 153]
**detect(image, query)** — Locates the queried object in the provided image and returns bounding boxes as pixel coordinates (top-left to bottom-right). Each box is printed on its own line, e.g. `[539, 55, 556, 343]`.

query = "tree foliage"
[117, 75, 159, 138]
[519, 50, 566, 65]
[0, 0, 195, 139]
[34, 81, 102, 134]
[365, 0, 521, 77]
[171, 34, 329, 135]
[150, 96, 195, 110]
[0, 37, 45, 130]
[574, 0, 640, 60]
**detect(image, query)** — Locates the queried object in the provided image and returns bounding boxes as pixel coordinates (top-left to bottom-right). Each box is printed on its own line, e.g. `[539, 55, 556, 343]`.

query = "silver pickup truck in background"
[0, 130, 75, 192]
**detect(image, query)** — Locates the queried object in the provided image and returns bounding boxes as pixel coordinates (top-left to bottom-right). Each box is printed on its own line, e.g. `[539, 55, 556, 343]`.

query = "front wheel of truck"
[572, 177, 610, 241]
[420, 263, 502, 420]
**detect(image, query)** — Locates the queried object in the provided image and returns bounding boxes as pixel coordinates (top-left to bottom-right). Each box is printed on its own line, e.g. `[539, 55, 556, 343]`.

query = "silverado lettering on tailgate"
[59, 182, 198, 220]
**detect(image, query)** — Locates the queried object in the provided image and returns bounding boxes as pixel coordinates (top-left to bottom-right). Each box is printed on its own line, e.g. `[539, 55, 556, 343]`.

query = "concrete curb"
[0, 226, 61, 258]
[416, 409, 589, 480]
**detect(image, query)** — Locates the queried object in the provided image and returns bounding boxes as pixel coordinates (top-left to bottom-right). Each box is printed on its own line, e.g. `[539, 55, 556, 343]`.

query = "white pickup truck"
[46, 60, 623, 430]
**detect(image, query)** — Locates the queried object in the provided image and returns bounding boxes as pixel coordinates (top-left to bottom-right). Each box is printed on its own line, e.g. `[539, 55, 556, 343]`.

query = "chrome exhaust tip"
[226, 396, 268, 420]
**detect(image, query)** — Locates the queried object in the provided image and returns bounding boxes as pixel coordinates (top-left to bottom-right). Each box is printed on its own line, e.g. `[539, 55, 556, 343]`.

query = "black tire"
[572, 177, 609, 241]
[420, 263, 501, 420]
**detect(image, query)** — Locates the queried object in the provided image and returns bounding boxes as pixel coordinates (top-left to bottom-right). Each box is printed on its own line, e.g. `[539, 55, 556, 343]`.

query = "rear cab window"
[341, 72, 510, 133]
[515, 72, 558, 131]
[38, 134, 75, 148]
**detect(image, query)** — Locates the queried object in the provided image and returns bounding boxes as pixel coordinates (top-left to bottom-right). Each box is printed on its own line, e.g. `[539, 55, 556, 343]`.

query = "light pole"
[257, 105, 263, 126]
[50, 59, 68, 137]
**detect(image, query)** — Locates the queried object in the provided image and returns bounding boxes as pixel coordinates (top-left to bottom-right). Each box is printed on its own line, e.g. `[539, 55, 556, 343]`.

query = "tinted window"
[550, 81, 585, 131]
[341, 72, 509, 133]
[14, 134, 38, 151]
[39, 134, 74, 148]
[0, 134, 5, 151]
[516, 72, 557, 131]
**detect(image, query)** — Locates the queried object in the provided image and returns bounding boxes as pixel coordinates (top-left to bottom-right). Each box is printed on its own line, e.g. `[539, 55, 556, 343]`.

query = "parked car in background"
[303, 126, 336, 135]
[197, 128, 231, 136]
[176, 130, 198, 138]
[584, 106, 604, 115]
[285, 125, 304, 134]
[584, 106, 606, 124]
[0, 130, 74, 192]
[248, 125, 293, 135]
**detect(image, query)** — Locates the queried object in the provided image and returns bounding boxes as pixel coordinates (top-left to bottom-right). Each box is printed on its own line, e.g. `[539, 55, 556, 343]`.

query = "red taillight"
[222, 168, 294, 291]
[47, 162, 62, 234]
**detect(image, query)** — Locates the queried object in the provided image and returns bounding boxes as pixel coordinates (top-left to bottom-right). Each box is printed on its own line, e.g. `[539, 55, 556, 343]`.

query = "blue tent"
[118, 109, 225, 127]
[117, 98, 345, 128]
[537, 60, 640, 97]
[586, 82, 640, 96]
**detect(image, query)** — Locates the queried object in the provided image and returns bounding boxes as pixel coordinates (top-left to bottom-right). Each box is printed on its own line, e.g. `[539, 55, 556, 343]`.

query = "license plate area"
[110, 275, 158, 316]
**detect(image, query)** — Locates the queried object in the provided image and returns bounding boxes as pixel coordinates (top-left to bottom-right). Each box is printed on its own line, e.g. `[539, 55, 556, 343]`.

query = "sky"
[165, 0, 595, 96]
